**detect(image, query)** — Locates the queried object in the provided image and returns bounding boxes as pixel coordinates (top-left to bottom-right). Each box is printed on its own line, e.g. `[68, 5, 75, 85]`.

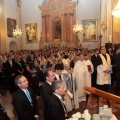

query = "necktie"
[26, 89, 32, 103]
[9, 61, 12, 67]
[59, 75, 61, 80]
[60, 99, 67, 114]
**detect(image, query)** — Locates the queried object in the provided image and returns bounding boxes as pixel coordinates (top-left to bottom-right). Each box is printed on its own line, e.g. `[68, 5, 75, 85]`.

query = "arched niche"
[53, 17, 61, 40]
[9, 41, 17, 52]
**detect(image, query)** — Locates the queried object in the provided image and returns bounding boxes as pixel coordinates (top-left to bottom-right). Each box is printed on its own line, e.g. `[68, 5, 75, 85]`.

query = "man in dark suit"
[13, 75, 39, 120]
[41, 70, 54, 120]
[91, 48, 99, 87]
[5, 54, 17, 93]
[54, 64, 63, 80]
[48, 80, 67, 120]
[114, 48, 120, 95]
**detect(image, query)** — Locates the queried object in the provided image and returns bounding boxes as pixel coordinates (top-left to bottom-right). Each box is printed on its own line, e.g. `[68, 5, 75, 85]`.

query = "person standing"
[91, 48, 100, 87]
[48, 80, 67, 120]
[5, 54, 17, 93]
[41, 70, 54, 120]
[13, 75, 39, 120]
[114, 48, 120, 95]
[97, 46, 112, 92]
[27, 60, 44, 99]
[61, 59, 73, 112]
[73, 53, 93, 109]
[54, 64, 63, 80]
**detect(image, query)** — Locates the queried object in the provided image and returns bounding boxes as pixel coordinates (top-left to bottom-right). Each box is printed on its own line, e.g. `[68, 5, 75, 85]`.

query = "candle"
[109, 35, 111, 43]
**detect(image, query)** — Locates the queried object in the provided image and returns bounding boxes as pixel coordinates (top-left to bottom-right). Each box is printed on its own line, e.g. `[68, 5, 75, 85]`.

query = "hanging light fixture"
[13, 23, 22, 38]
[112, 0, 120, 18]
[73, 0, 83, 33]
[13, 0, 22, 38]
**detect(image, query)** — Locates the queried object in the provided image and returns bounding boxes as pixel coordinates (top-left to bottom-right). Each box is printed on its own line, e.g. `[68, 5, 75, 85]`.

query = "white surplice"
[97, 53, 112, 85]
[84, 59, 94, 88]
[61, 69, 73, 112]
[72, 60, 93, 109]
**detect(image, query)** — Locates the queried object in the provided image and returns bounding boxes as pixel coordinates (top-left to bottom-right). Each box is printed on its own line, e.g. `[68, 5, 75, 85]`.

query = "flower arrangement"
[66, 109, 91, 120]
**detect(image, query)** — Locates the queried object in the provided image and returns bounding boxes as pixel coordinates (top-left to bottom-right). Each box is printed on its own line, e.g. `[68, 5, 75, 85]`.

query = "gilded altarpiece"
[39, 0, 76, 48]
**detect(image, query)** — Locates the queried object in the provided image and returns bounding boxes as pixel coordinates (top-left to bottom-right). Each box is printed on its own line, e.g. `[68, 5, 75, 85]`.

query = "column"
[49, 15, 52, 43]
[42, 16, 46, 43]
[73, 11, 76, 42]
[0, 0, 6, 53]
[70, 13, 73, 42]
[106, 0, 113, 43]
[64, 14, 67, 42]
[66, 13, 70, 42]
[45, 15, 50, 42]
[101, 0, 107, 45]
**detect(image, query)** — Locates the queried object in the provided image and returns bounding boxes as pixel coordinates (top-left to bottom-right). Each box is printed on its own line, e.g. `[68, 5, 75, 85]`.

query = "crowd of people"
[0, 45, 120, 120]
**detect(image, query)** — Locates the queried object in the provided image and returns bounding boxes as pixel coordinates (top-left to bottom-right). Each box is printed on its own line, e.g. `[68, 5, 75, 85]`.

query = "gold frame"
[82, 19, 97, 42]
[25, 23, 38, 44]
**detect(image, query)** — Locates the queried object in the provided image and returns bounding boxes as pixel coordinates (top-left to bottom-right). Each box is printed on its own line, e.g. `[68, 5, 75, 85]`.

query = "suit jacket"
[114, 53, 120, 78]
[48, 94, 65, 120]
[41, 81, 53, 120]
[91, 54, 99, 69]
[5, 59, 17, 77]
[13, 88, 39, 120]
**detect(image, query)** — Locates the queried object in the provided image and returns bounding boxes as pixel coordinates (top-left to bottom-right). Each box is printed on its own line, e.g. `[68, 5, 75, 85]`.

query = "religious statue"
[55, 21, 61, 39]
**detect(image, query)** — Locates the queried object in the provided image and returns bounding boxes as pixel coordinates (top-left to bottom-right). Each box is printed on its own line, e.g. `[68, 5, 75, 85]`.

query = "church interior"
[0, 0, 120, 120]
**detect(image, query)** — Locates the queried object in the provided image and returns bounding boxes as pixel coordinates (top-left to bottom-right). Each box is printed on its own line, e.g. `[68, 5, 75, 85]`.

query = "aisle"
[0, 91, 17, 120]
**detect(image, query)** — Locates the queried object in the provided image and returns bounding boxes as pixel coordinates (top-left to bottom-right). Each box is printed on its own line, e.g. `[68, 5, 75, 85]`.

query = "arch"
[9, 41, 17, 52]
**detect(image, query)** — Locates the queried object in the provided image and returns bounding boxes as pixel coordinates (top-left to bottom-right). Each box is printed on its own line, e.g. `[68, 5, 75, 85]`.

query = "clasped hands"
[104, 70, 110, 74]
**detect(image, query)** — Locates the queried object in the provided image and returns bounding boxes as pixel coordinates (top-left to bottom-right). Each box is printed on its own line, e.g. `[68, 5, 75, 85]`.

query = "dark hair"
[52, 80, 63, 92]
[64, 55, 68, 59]
[84, 53, 87, 56]
[15, 75, 23, 86]
[55, 64, 63, 71]
[95, 48, 99, 51]
[44, 70, 53, 79]
[7, 54, 12, 59]
[46, 61, 52, 69]
[100, 46, 105, 50]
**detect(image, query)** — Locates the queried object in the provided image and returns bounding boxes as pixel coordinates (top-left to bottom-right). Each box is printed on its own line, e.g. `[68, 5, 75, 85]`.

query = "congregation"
[0, 45, 120, 120]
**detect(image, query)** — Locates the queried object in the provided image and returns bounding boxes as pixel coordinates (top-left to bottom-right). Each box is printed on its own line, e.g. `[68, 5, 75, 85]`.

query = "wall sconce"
[101, 21, 107, 30]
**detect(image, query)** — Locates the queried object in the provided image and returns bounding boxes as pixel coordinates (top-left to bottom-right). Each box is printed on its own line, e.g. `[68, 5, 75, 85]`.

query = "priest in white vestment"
[61, 59, 73, 112]
[97, 46, 112, 92]
[72, 53, 93, 109]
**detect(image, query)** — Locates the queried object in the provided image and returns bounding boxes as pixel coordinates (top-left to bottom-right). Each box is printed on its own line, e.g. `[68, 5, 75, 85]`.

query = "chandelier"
[73, 21, 83, 33]
[112, 0, 120, 18]
[13, 24, 22, 38]
[73, 0, 83, 33]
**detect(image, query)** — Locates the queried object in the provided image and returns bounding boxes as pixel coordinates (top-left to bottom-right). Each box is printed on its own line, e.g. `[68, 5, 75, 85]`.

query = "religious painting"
[82, 19, 97, 41]
[25, 23, 37, 44]
[7, 18, 16, 37]
[53, 17, 61, 41]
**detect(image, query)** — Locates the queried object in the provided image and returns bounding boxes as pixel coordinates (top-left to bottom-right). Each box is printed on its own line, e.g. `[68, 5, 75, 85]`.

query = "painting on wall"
[25, 23, 37, 44]
[82, 19, 97, 41]
[7, 18, 16, 37]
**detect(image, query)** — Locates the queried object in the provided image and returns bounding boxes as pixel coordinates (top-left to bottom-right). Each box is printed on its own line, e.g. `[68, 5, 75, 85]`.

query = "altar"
[39, 0, 77, 49]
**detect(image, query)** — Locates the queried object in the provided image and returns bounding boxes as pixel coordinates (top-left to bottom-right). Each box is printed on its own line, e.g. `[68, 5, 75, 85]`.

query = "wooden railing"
[84, 86, 120, 104]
